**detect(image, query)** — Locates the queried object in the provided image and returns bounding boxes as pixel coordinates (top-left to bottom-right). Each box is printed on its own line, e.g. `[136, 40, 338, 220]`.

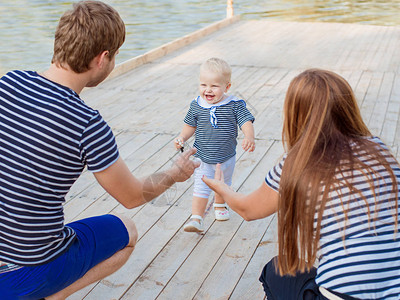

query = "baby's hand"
[242, 137, 255, 152]
[174, 137, 185, 150]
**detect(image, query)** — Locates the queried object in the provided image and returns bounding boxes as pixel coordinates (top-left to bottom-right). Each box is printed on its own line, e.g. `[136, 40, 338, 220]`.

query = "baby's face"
[199, 70, 230, 105]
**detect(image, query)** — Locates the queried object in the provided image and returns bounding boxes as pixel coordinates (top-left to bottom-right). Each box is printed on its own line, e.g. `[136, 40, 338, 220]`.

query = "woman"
[203, 69, 400, 299]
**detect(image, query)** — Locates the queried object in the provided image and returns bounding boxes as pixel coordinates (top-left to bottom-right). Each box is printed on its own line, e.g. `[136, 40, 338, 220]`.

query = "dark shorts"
[259, 256, 359, 300]
[0, 214, 129, 300]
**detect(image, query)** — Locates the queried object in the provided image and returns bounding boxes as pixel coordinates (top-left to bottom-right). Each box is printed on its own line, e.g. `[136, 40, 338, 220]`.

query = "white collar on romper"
[197, 94, 237, 108]
[197, 94, 240, 128]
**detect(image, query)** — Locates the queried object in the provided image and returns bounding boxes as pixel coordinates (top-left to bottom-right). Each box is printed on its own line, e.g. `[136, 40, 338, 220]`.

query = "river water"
[0, 0, 399, 74]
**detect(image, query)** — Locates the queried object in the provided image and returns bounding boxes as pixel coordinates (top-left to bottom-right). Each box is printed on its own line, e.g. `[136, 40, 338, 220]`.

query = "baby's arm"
[174, 124, 196, 150]
[241, 121, 255, 152]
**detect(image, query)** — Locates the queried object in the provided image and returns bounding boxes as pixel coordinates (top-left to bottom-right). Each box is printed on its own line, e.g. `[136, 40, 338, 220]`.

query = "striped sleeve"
[234, 100, 255, 128]
[80, 113, 119, 172]
[183, 100, 197, 128]
[265, 156, 285, 191]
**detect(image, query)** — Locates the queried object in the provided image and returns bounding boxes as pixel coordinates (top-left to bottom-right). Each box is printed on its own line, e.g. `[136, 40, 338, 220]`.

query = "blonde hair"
[52, 1, 125, 73]
[200, 58, 231, 83]
[278, 69, 398, 275]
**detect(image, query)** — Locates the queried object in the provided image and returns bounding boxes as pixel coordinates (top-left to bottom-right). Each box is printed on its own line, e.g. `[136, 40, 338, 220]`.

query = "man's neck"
[40, 64, 88, 94]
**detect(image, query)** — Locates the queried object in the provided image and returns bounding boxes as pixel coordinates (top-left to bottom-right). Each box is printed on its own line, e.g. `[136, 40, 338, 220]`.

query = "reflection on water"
[242, 0, 400, 25]
[0, 0, 399, 74]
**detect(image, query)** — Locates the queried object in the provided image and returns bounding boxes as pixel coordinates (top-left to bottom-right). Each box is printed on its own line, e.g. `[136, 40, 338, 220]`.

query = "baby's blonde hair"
[200, 58, 231, 83]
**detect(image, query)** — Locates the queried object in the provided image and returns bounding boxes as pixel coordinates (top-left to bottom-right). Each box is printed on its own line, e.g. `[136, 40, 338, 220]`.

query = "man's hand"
[170, 147, 200, 182]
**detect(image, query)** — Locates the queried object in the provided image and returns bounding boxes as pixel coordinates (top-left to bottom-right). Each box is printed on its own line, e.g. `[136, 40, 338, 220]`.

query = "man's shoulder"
[1, 69, 98, 119]
[1, 70, 34, 82]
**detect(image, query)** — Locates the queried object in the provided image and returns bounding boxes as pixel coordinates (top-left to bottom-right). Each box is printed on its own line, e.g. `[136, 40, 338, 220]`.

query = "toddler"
[175, 57, 255, 232]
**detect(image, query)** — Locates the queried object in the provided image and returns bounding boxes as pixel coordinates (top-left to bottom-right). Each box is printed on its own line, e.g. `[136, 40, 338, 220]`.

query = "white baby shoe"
[213, 203, 230, 221]
[183, 215, 204, 232]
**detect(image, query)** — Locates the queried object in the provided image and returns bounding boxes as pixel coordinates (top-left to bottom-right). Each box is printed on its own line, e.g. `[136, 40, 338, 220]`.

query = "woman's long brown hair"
[277, 69, 398, 275]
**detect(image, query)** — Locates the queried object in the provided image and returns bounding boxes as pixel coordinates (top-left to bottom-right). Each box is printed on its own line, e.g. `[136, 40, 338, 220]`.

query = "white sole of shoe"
[184, 225, 203, 232]
[183, 220, 204, 232]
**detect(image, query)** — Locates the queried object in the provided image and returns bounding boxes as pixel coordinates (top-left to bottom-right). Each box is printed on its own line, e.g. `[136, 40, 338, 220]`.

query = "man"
[0, 1, 199, 299]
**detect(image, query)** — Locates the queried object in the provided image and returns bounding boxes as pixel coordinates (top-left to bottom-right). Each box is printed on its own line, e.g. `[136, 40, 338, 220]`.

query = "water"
[0, 0, 399, 75]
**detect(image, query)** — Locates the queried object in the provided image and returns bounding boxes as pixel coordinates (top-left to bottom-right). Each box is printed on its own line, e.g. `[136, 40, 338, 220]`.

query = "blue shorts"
[0, 214, 129, 300]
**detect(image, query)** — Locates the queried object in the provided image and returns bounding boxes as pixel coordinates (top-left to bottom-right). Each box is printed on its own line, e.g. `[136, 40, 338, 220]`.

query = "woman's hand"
[203, 163, 279, 221]
[202, 164, 232, 200]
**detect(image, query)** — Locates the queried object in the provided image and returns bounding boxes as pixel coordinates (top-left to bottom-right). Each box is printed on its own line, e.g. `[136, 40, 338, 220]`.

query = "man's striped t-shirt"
[265, 136, 400, 299]
[184, 95, 255, 164]
[0, 70, 119, 267]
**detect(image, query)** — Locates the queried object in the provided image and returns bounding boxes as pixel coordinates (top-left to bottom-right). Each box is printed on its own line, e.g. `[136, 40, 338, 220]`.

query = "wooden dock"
[66, 19, 400, 299]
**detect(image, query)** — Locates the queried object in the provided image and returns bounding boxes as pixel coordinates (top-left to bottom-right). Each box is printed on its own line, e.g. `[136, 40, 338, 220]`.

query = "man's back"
[0, 70, 118, 265]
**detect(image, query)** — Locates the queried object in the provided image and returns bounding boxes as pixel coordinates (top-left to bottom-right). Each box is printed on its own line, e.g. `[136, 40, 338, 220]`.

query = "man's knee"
[113, 214, 138, 247]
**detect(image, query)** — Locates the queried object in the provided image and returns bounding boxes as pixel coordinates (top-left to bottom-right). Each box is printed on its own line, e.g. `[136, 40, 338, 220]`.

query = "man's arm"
[94, 148, 199, 209]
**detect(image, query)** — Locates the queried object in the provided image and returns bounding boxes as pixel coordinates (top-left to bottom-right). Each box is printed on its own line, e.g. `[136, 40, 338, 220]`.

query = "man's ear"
[96, 50, 110, 68]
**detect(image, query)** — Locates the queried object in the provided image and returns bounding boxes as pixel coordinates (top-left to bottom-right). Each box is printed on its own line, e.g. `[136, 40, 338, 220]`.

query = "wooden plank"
[385, 27, 400, 73]
[368, 72, 395, 141]
[298, 23, 347, 70]
[230, 216, 278, 300]
[360, 71, 385, 133]
[254, 69, 300, 141]
[334, 24, 364, 71]
[374, 27, 397, 72]
[391, 74, 400, 149]
[380, 72, 400, 147]
[359, 26, 388, 71]
[235, 67, 277, 100]
[369, 26, 395, 71]
[107, 62, 176, 91]
[354, 71, 373, 108]
[345, 69, 363, 96]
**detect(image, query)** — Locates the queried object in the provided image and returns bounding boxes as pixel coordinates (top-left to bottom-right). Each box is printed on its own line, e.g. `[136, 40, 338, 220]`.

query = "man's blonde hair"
[52, 1, 125, 73]
[200, 58, 232, 83]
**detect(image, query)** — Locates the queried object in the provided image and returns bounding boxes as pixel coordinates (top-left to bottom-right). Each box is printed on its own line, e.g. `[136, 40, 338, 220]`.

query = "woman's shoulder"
[356, 135, 389, 151]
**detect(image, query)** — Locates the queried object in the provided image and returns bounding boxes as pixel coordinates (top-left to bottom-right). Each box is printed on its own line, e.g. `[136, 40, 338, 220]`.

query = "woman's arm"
[202, 164, 278, 221]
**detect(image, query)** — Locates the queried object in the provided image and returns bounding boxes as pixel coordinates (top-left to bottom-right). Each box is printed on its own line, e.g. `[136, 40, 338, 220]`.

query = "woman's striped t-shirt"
[0, 70, 119, 267]
[184, 95, 255, 164]
[265, 136, 400, 299]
